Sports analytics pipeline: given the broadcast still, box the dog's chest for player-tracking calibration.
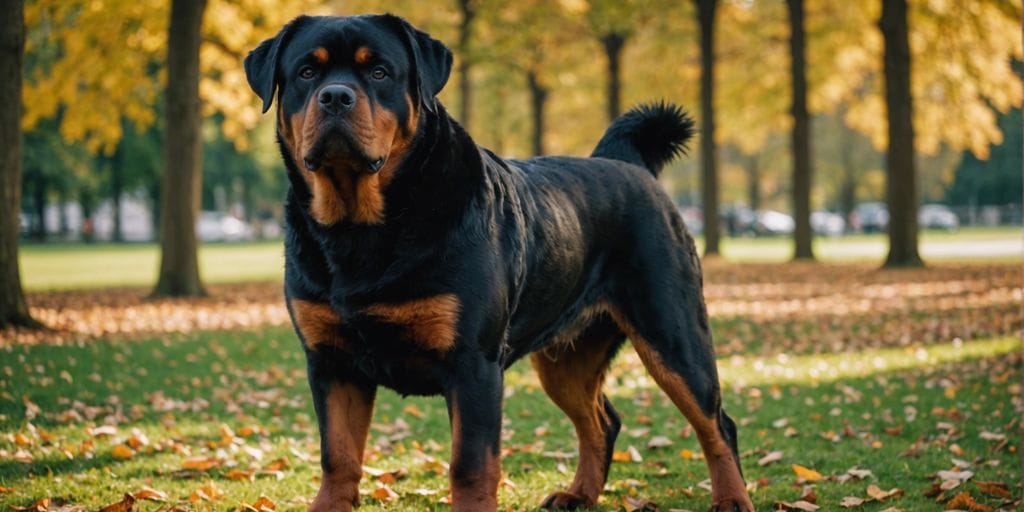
[288,295,460,394]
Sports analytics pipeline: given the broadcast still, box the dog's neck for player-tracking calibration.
[282,103,487,292]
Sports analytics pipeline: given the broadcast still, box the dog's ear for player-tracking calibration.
[245,16,311,113]
[380,14,453,114]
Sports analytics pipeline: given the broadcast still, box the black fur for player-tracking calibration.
[248,13,748,511]
[591,101,695,176]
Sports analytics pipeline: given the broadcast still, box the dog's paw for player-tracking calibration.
[540,491,595,510]
[709,497,755,512]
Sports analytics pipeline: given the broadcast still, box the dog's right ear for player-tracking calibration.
[245,16,310,113]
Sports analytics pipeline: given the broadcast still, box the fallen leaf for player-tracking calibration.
[370,485,399,502]
[99,494,135,512]
[131,487,167,502]
[758,451,783,466]
[775,500,819,511]
[840,496,865,508]
[647,436,673,449]
[111,444,135,460]
[791,464,823,482]
[946,491,992,511]
[974,481,1011,499]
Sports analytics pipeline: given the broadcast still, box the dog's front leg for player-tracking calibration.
[307,353,377,512]
[446,359,503,512]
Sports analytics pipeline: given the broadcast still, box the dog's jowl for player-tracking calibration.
[246,13,754,512]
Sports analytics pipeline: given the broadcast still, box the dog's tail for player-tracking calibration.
[590,102,695,176]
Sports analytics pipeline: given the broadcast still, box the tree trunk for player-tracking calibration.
[838,123,857,228]
[696,0,720,256]
[527,70,547,157]
[152,0,208,297]
[601,32,625,122]
[111,147,124,242]
[57,186,69,237]
[32,175,46,241]
[456,0,475,131]
[879,0,922,267]
[745,153,760,212]
[787,0,814,260]
[0,0,37,328]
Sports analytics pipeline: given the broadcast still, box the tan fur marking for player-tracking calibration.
[364,294,461,352]
[531,327,619,507]
[448,389,501,511]
[354,46,372,65]
[309,382,374,512]
[291,299,346,350]
[605,307,753,510]
[312,47,329,64]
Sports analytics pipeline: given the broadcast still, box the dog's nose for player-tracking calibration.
[318,84,356,115]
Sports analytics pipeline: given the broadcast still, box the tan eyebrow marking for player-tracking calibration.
[312,47,329,64]
[354,47,373,65]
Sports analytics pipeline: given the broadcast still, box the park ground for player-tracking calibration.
[0,228,1021,511]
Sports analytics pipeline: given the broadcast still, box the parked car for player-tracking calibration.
[197,212,253,242]
[811,210,845,237]
[754,209,795,236]
[919,204,959,231]
[721,205,756,236]
[854,202,889,233]
[678,206,704,235]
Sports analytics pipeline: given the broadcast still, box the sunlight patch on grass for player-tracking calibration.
[719,336,1019,388]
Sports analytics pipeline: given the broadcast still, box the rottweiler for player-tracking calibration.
[245,13,753,512]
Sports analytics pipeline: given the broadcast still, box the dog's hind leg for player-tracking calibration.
[608,250,754,511]
[531,316,625,510]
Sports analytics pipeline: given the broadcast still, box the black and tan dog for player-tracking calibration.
[245,13,753,512]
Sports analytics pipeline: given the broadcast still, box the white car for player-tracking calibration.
[755,210,795,236]
[919,204,959,231]
[197,212,253,242]
[811,211,845,237]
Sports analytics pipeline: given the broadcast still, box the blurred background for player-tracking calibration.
[2,0,1021,298]
[15,0,1021,239]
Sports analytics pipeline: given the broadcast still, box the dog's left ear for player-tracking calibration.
[245,15,311,113]
[380,14,453,114]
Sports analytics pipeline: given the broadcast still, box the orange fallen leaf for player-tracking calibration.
[946,491,992,511]
[131,487,167,502]
[792,464,823,482]
[225,469,255,481]
[182,456,222,471]
[370,485,399,502]
[99,493,135,512]
[111,444,135,460]
[263,456,289,471]
[0,486,16,493]
[403,404,425,418]
[974,481,1011,499]
[240,495,277,512]
[188,481,224,502]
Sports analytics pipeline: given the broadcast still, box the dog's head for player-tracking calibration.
[245,14,452,225]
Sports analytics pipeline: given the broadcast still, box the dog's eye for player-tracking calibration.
[370,67,388,80]
[298,66,316,80]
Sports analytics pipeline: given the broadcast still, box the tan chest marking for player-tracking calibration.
[290,299,346,350]
[364,294,461,353]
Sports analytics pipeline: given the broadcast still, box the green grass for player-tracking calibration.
[17,226,1020,290]
[18,241,285,290]
[1,328,1019,511]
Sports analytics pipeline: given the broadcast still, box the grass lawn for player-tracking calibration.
[0,327,1019,511]
[17,226,1021,290]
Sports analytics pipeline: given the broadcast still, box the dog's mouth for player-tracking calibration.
[303,125,386,174]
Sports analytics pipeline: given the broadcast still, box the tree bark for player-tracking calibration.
[745,153,760,212]
[879,0,922,267]
[111,147,124,242]
[696,0,720,256]
[787,0,814,260]
[152,0,208,297]
[527,70,547,156]
[601,32,625,122]
[0,0,37,328]
[457,0,475,131]
[838,123,857,228]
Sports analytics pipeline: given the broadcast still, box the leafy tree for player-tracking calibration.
[0,0,37,328]
[946,107,1023,208]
